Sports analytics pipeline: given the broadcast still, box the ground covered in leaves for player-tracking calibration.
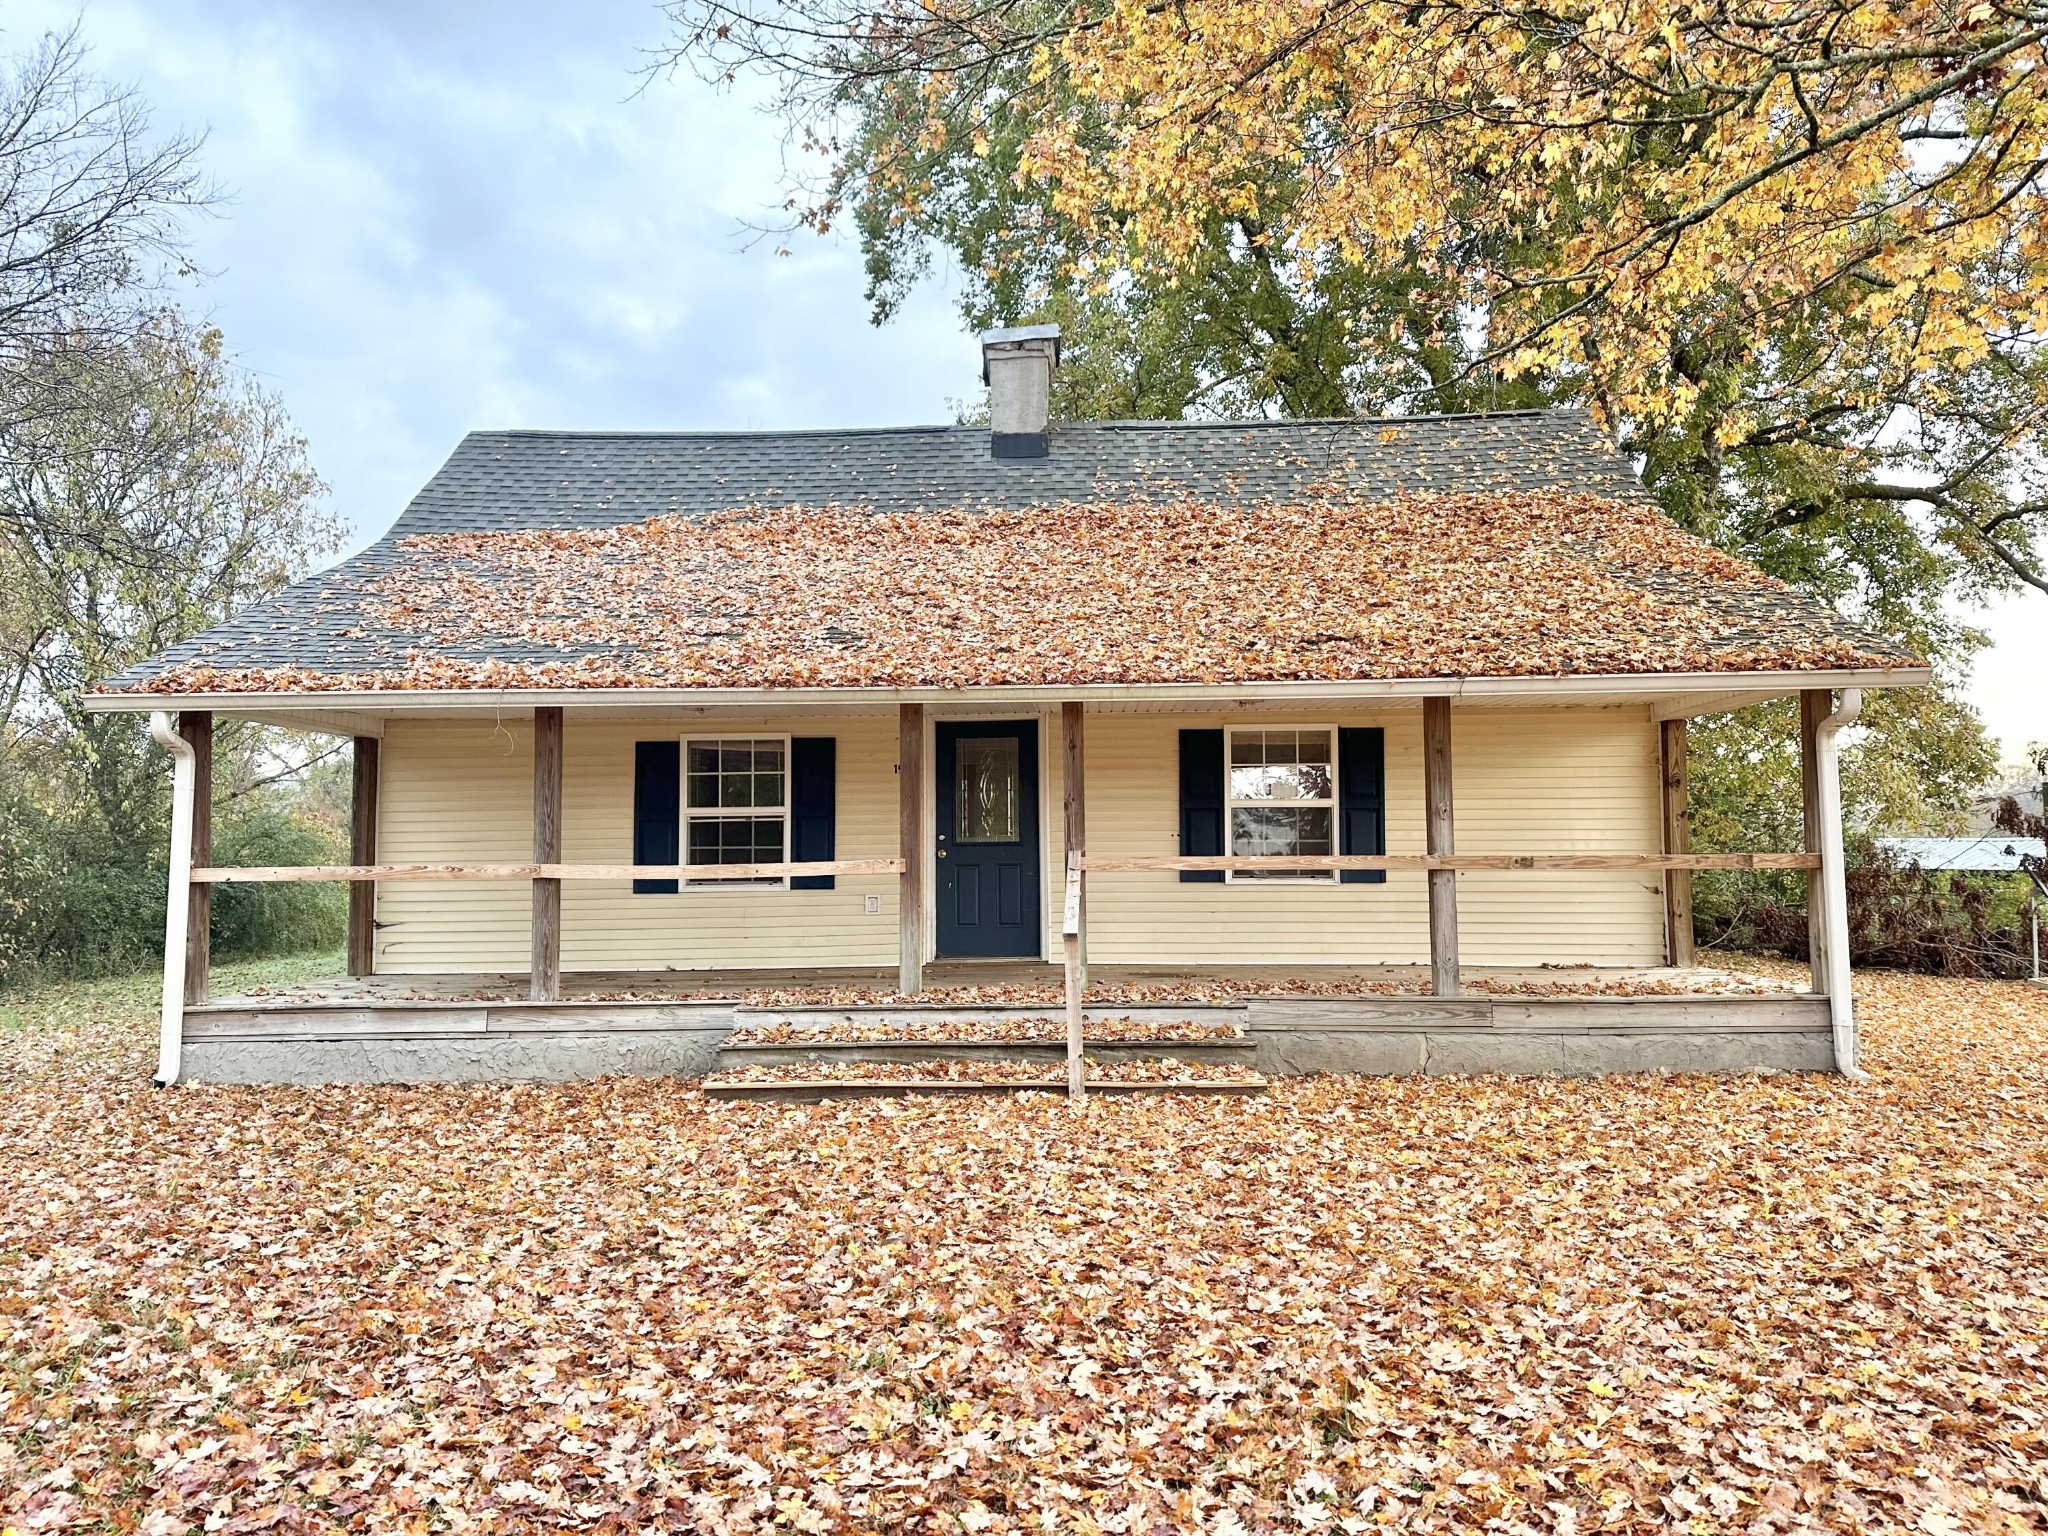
[3,962,2044,1533]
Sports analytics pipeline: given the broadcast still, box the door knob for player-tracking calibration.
[937,849,948,858]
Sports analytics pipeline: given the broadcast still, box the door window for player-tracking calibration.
[954,736,1022,843]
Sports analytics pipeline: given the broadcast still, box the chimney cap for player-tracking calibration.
[979,323,1062,383]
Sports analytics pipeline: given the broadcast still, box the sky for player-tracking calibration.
[6,0,2043,763]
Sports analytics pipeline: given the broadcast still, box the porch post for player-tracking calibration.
[1799,690,1829,996]
[347,736,380,977]
[1659,717,1694,968]
[1423,696,1459,996]
[530,706,564,1003]
[899,702,925,996]
[1062,701,1086,990]
[179,711,213,1007]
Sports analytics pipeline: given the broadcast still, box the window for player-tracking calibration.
[1226,727,1336,882]
[955,736,1022,843]
[683,737,787,885]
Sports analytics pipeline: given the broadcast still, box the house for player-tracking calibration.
[88,326,1929,1086]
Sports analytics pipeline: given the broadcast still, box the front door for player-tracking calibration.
[935,720,1042,958]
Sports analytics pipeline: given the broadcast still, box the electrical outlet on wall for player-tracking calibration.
[865,895,881,915]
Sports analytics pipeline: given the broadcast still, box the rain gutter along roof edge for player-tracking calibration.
[82,665,1933,715]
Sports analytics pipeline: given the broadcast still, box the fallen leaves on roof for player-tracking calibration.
[5,966,2046,1531]
[124,491,1915,693]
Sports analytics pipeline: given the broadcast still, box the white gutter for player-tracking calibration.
[149,711,195,1088]
[79,665,1932,716]
[1813,688,1863,1078]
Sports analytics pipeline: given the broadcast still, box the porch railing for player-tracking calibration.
[187,851,1816,883]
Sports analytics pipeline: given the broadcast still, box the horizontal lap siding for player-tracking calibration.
[374,705,1664,974]
[375,719,533,973]
[1082,712,1429,966]
[1081,708,1664,968]
[374,716,900,975]
[1452,711,1665,966]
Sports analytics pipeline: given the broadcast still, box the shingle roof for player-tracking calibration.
[104,409,1917,693]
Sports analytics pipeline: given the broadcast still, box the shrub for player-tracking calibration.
[1697,841,2038,979]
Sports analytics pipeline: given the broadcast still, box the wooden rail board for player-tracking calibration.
[1079,852,1822,872]
[192,858,909,883]
[190,853,1818,883]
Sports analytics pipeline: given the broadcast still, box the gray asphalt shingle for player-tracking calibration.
[105,409,1909,689]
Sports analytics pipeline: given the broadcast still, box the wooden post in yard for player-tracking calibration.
[347,736,380,977]
[1062,701,1086,992]
[899,702,925,996]
[530,707,564,1003]
[1800,689,1830,997]
[1063,852,1085,1103]
[179,712,212,1007]
[1423,697,1459,997]
[1659,717,1695,968]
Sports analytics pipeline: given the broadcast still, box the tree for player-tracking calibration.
[662,0,2048,598]
[0,30,339,985]
[0,24,211,543]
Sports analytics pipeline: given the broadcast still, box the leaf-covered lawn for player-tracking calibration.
[2,965,2043,1534]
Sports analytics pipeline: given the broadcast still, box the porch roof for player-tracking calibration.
[89,408,1921,713]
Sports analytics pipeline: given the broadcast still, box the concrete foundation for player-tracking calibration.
[177,987,1838,1084]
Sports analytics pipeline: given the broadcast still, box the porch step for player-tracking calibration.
[718,1035,1257,1071]
[703,1072,1268,1103]
[700,1056,1261,1105]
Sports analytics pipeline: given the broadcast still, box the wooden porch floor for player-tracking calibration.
[215,961,1807,1007]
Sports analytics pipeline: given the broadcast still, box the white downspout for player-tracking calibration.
[1813,688,1863,1078]
[150,711,195,1087]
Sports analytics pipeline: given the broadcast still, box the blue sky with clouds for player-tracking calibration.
[7,0,2043,759]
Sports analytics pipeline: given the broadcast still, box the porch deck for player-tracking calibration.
[209,960,1801,1006]
[181,962,1836,1083]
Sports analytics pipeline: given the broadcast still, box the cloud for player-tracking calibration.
[4,0,970,551]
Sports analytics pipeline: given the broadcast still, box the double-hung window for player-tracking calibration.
[1226,726,1337,882]
[683,737,788,885]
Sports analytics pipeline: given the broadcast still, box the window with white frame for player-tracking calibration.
[1226,727,1337,882]
[683,737,788,885]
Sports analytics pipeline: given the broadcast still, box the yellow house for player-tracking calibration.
[89,327,1927,1087]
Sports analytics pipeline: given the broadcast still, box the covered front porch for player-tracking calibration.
[94,668,1894,1084]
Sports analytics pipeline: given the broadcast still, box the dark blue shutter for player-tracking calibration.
[632,741,680,894]
[1178,729,1225,883]
[789,737,836,890]
[1339,727,1387,884]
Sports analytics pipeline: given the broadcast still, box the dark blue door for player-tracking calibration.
[936,720,1041,958]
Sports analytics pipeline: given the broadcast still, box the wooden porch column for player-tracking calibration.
[1659,717,1695,968]
[899,702,925,996]
[1800,689,1831,996]
[1062,701,1086,990]
[347,736,380,977]
[178,712,212,1007]
[1423,697,1459,997]
[530,707,564,1002]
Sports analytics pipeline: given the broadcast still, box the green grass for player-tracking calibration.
[0,949,344,1036]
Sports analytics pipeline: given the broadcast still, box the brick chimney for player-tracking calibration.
[980,324,1061,458]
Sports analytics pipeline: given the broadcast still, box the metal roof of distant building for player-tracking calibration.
[1876,836,2047,873]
